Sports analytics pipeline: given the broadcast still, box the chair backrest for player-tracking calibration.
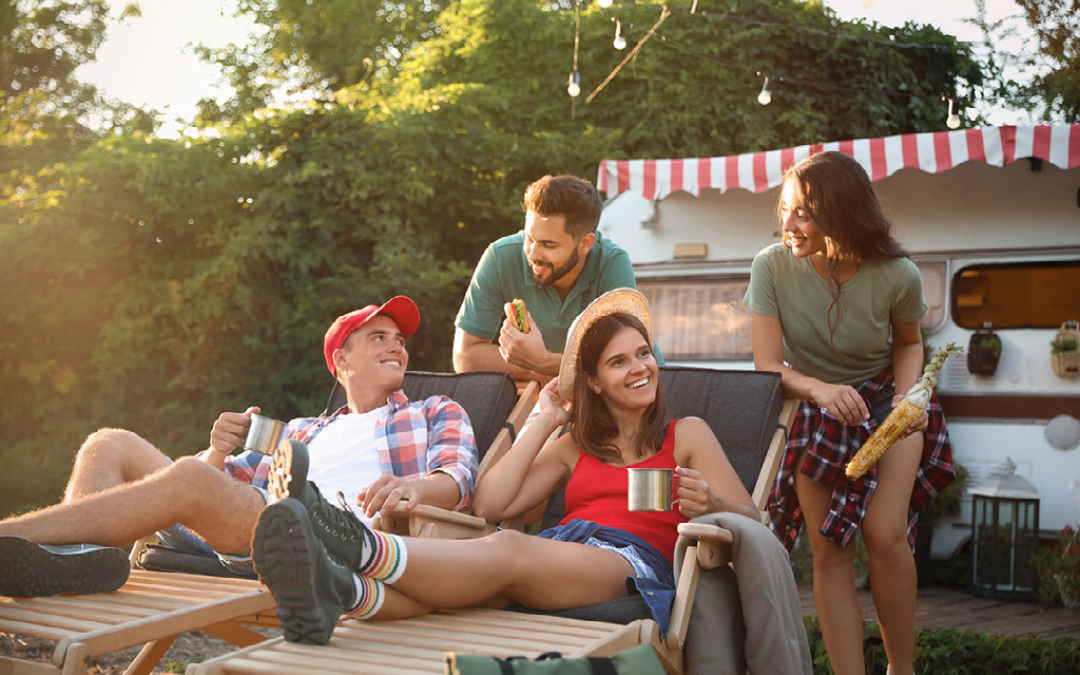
[541,366,784,528]
[659,366,783,495]
[324,371,519,460]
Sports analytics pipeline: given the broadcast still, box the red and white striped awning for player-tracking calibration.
[597,124,1080,201]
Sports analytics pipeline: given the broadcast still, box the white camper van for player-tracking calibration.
[597,125,1080,560]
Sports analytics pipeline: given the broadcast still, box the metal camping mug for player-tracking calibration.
[244,414,287,453]
[627,468,679,512]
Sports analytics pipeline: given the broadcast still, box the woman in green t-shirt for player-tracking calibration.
[745,152,955,675]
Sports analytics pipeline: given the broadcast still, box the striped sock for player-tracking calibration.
[344,574,384,619]
[358,529,408,583]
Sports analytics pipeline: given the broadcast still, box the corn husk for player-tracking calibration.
[845,343,962,480]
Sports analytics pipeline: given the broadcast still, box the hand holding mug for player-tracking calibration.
[209,406,260,456]
[674,466,713,519]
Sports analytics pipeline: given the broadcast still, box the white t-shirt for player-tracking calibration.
[306,405,389,524]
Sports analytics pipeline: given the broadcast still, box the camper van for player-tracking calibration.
[597,125,1080,560]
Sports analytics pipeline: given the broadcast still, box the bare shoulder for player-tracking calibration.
[673,416,719,444]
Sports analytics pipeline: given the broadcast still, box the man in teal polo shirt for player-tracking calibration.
[454,174,656,384]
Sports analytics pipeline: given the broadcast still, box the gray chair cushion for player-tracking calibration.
[136,543,256,579]
[324,370,518,461]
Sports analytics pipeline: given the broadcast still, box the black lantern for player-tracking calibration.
[970,458,1040,600]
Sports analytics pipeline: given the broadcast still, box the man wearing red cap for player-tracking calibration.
[0,297,477,598]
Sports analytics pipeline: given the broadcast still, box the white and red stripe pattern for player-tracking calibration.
[597,125,1080,200]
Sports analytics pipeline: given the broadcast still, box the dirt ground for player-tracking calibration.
[0,627,283,674]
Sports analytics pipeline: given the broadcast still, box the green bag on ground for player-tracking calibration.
[444,643,665,675]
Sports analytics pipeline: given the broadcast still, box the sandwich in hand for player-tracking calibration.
[505,299,530,333]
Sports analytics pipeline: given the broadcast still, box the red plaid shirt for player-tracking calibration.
[200,391,477,510]
[769,368,955,551]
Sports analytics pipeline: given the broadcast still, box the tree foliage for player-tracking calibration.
[195,0,451,123]
[1012,0,1079,122]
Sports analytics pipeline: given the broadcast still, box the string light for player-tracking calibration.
[568,71,581,97]
[613,20,627,50]
[597,0,613,7]
[943,96,962,129]
[757,75,774,106]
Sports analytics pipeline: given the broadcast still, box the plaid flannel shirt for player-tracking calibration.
[768,368,955,551]
[203,391,478,510]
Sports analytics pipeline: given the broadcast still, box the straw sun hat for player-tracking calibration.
[558,288,655,402]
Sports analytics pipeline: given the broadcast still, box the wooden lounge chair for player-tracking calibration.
[185,367,797,675]
[0,370,536,675]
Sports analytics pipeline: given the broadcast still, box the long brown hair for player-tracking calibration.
[778,151,910,336]
[568,313,667,464]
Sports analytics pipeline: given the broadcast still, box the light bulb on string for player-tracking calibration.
[567,71,581,98]
[757,75,774,106]
[943,96,962,129]
[597,0,613,8]
[613,20,626,50]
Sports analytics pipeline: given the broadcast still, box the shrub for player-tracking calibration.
[803,616,1080,674]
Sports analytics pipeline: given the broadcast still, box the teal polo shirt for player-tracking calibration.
[456,231,661,362]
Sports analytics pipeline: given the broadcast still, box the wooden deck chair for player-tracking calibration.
[184,367,797,675]
[0,371,537,675]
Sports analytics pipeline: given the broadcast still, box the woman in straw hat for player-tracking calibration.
[251,288,758,645]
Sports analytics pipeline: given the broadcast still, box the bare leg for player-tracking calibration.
[795,454,864,675]
[64,429,173,503]
[862,432,923,675]
[0,458,264,555]
[384,529,634,612]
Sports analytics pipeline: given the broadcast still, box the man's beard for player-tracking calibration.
[530,247,581,286]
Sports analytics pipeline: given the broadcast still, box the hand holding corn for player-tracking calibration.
[845,343,962,480]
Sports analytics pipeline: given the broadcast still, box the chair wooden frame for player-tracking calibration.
[0,376,540,675]
[187,382,798,675]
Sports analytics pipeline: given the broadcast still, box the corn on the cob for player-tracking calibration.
[845,343,962,480]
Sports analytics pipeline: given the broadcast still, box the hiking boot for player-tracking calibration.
[267,438,375,569]
[251,499,357,645]
[0,536,130,598]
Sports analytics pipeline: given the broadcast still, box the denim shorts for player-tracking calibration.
[154,485,269,576]
[582,536,661,582]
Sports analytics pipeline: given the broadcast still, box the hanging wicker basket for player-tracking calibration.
[1050,320,1080,379]
[968,322,1002,376]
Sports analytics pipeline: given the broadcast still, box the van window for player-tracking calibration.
[637,279,752,360]
[952,261,1080,329]
[916,261,947,332]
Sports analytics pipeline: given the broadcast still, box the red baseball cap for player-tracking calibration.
[323,296,421,375]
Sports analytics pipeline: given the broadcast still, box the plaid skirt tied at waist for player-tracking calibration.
[768,368,955,551]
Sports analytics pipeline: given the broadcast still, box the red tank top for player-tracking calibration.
[559,420,688,563]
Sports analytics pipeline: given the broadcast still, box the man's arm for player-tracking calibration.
[357,472,461,518]
[454,326,555,384]
[359,396,479,517]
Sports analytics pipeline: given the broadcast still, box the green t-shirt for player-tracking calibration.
[743,243,927,385]
[456,231,646,356]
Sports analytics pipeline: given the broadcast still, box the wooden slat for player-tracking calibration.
[324,620,596,653]
[0,617,78,642]
[754,398,798,512]
[51,590,272,659]
[0,607,109,633]
[121,636,177,675]
[666,547,701,652]
[0,654,62,675]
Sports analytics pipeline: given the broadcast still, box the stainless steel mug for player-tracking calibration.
[627,468,679,512]
[244,414,287,453]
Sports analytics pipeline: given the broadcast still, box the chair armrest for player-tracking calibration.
[380,502,495,539]
[677,522,734,570]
